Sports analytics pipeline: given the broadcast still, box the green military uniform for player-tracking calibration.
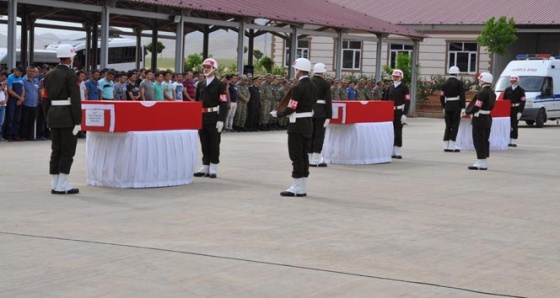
[259,74,274,129]
[235,80,250,130]
[331,83,341,100]
[364,81,374,100]
[43,64,82,177]
[355,81,367,100]
[339,82,348,100]
[269,76,282,126]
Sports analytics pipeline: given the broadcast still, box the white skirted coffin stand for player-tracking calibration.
[86,130,198,188]
[455,117,510,151]
[323,122,394,164]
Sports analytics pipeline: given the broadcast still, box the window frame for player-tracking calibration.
[446,41,479,74]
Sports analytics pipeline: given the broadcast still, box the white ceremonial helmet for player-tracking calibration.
[292,58,312,72]
[392,69,404,77]
[202,58,218,70]
[478,72,493,84]
[448,66,460,75]
[313,63,327,73]
[56,44,76,58]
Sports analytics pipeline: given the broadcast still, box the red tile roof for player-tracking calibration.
[126,0,423,38]
[329,0,560,26]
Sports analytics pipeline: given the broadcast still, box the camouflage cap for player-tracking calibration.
[240,74,248,80]
[265,73,273,78]
[252,76,262,81]
[275,75,283,80]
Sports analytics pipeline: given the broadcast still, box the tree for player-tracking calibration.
[145,41,166,56]
[477,16,517,56]
[185,53,203,71]
[259,56,274,73]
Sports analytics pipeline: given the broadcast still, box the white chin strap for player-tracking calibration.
[204,68,215,77]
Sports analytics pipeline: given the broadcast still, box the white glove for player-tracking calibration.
[216,121,224,133]
[72,125,81,136]
[323,119,330,128]
[517,112,522,120]
[460,109,466,118]
[401,115,407,124]
[269,110,278,118]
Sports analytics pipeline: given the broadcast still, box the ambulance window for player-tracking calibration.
[519,76,546,92]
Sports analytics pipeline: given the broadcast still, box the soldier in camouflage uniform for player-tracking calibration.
[235,75,250,131]
[259,73,274,130]
[331,79,341,100]
[339,80,348,100]
[355,79,367,100]
[365,80,374,100]
[278,79,290,129]
[372,80,384,100]
[269,75,283,129]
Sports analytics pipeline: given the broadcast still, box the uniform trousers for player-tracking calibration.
[393,110,404,147]
[50,127,77,174]
[260,100,272,125]
[472,117,492,159]
[234,101,247,128]
[246,103,260,129]
[311,117,326,153]
[443,109,461,141]
[510,107,520,139]
[198,121,221,165]
[288,131,311,178]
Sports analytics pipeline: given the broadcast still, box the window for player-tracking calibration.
[285,40,310,66]
[448,42,478,73]
[342,40,362,70]
[389,44,413,68]
[108,46,136,64]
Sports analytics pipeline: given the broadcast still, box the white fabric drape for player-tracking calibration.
[456,117,510,151]
[323,122,394,165]
[86,130,198,188]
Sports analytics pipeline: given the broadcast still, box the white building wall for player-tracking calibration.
[272,31,492,81]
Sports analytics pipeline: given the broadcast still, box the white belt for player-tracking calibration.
[202,106,219,113]
[316,99,326,104]
[51,98,71,106]
[394,104,405,110]
[511,103,521,107]
[474,110,491,117]
[445,97,459,102]
[288,111,313,123]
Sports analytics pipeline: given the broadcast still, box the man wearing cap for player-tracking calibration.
[372,80,384,100]
[355,79,367,100]
[310,62,332,167]
[503,75,526,147]
[331,79,341,100]
[259,74,274,130]
[247,76,262,131]
[440,66,466,152]
[193,58,229,178]
[339,80,348,100]
[270,75,283,130]
[235,75,250,131]
[383,69,410,159]
[270,58,318,197]
[43,44,82,194]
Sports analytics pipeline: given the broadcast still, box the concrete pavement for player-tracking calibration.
[1,117,559,298]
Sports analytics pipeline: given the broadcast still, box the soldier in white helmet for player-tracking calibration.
[43,44,82,194]
[503,75,526,147]
[466,72,496,170]
[270,58,318,197]
[383,69,410,159]
[440,66,466,152]
[193,58,229,178]
[309,62,332,167]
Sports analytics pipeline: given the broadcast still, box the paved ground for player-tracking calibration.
[1,117,559,298]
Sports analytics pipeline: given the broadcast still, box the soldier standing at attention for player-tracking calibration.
[466,72,496,170]
[270,58,317,197]
[193,58,229,178]
[259,74,274,131]
[503,75,526,147]
[43,44,82,195]
[339,79,348,100]
[383,69,410,159]
[331,79,341,101]
[234,75,250,131]
[440,66,466,152]
[309,63,332,167]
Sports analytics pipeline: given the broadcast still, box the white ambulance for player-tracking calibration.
[495,54,560,127]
